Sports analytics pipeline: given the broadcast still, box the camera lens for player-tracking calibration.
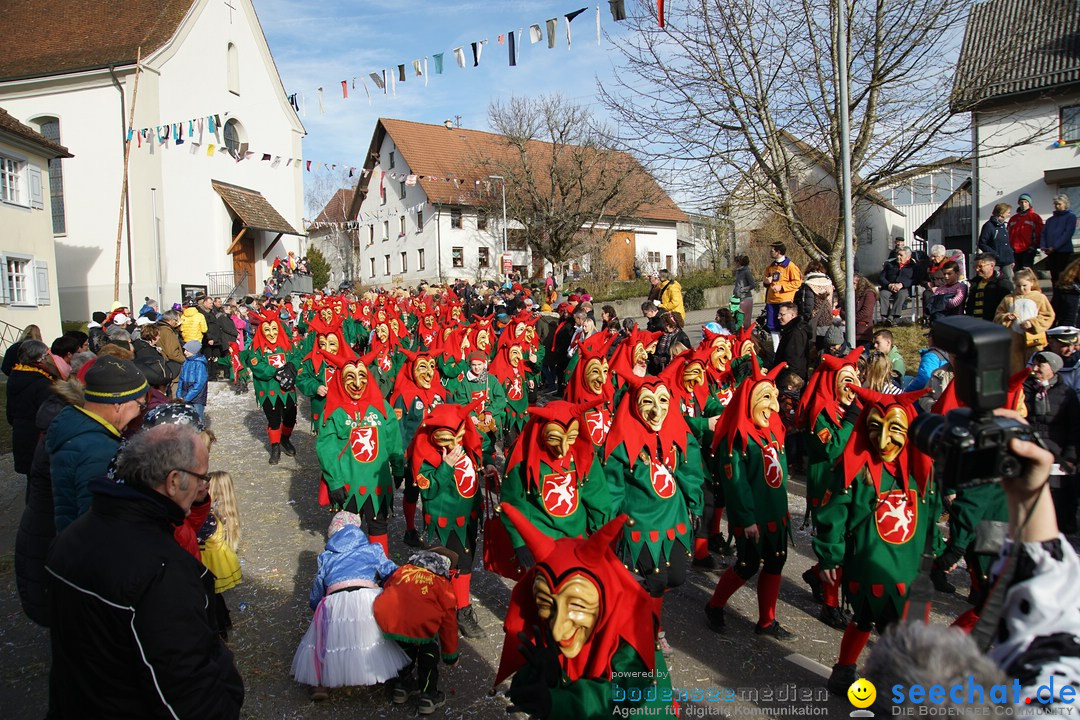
[911,413,946,457]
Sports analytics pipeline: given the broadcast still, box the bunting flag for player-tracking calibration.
[397,64,406,82]
[433,52,444,74]
[597,5,602,45]
[317,87,324,114]
[530,24,542,43]
[341,80,348,98]
[546,18,558,48]
[471,40,483,67]
[658,0,665,27]
[565,8,587,47]
[369,71,386,93]
[454,46,466,67]
[361,76,372,105]
[609,0,626,21]
[423,57,429,86]
[509,30,517,67]
[412,59,423,78]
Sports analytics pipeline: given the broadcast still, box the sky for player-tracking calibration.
[256,0,639,207]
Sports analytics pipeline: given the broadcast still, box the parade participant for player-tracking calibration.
[446,350,506,466]
[488,340,529,442]
[498,401,614,572]
[815,387,939,694]
[796,347,863,629]
[315,345,405,557]
[389,349,449,548]
[700,325,736,408]
[296,317,346,433]
[238,308,299,465]
[367,320,404,398]
[407,403,487,638]
[494,505,674,719]
[705,357,795,640]
[563,333,618,447]
[413,304,442,352]
[608,328,661,397]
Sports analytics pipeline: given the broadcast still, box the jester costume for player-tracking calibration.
[496,505,675,720]
[699,327,740,553]
[238,309,299,464]
[796,347,863,627]
[446,352,507,466]
[498,401,614,573]
[295,317,347,433]
[815,387,940,694]
[366,322,404,398]
[608,329,661,402]
[563,333,617,448]
[488,341,529,436]
[602,374,705,599]
[315,346,405,557]
[407,403,487,638]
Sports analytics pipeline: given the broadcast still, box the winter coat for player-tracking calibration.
[995,290,1055,373]
[180,306,208,343]
[132,339,176,389]
[47,478,244,719]
[773,319,812,380]
[307,525,398,611]
[178,354,209,405]
[1052,284,1080,329]
[764,257,803,304]
[218,312,239,346]
[978,216,1014,265]
[966,273,1013,322]
[854,288,877,344]
[1042,209,1078,254]
[1023,375,1080,465]
[879,258,916,289]
[802,272,836,336]
[15,392,72,626]
[47,404,123,533]
[659,280,685,318]
[6,365,54,474]
[906,347,948,392]
[1009,208,1044,254]
[2,339,22,376]
[373,563,459,661]
[733,265,755,300]
[152,320,186,366]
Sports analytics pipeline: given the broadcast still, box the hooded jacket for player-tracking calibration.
[180,306,209,343]
[308,525,398,611]
[47,478,244,718]
[6,364,54,473]
[47,404,122,533]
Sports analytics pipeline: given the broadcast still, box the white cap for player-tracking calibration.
[112,312,131,326]
[135,316,152,326]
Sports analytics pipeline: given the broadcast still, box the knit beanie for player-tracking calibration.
[184,340,202,355]
[328,511,365,537]
[83,356,148,404]
[1018,193,1033,204]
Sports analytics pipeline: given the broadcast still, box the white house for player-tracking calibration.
[343,118,685,288]
[0,107,70,342]
[953,0,1080,247]
[0,0,305,322]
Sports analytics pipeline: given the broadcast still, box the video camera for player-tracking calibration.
[910,316,1041,489]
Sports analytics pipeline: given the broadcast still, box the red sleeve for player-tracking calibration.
[174,496,212,560]
[437,582,459,660]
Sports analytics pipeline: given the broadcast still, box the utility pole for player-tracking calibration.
[836,2,856,346]
[489,175,507,254]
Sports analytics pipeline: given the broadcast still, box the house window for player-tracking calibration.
[478,247,490,268]
[383,220,389,241]
[223,119,246,158]
[507,229,527,251]
[389,151,395,169]
[36,118,66,234]
[369,257,376,277]
[399,215,406,237]
[932,171,953,204]
[477,209,488,230]
[399,181,406,200]
[5,256,31,305]
[400,251,407,273]
[417,208,424,231]
[450,208,462,229]
[418,248,425,270]
[912,176,932,204]
[226,43,240,95]
[452,247,464,268]
[1061,105,1080,143]
[894,184,913,205]
[647,251,661,265]
[384,254,391,275]
[369,225,375,244]
[1,155,22,205]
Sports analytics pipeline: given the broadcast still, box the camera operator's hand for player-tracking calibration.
[991,410,1059,543]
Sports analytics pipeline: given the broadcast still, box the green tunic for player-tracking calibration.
[295,357,332,431]
[813,467,940,620]
[238,346,297,407]
[367,351,402,399]
[392,389,447,449]
[342,317,369,348]
[804,414,854,509]
[447,372,507,465]
[315,402,405,516]
[500,456,614,548]
[680,393,723,449]
[714,433,791,553]
[944,483,1007,586]
[415,457,482,549]
[498,369,529,433]
[604,440,705,565]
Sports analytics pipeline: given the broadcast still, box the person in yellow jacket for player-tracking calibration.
[656,269,685,319]
[180,300,209,343]
[763,243,803,337]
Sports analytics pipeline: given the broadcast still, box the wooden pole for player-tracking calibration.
[114,47,142,302]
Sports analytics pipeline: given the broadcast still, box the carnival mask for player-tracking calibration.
[633,342,649,368]
[261,321,279,344]
[524,326,536,343]
[375,324,389,343]
[533,574,600,660]
[342,362,368,400]
[332,300,343,315]
[636,384,671,431]
[749,381,780,428]
[451,306,462,320]
[318,333,340,355]
[508,345,524,368]
[424,315,435,328]
[476,329,491,350]
[866,405,908,463]
[740,339,755,359]
[542,420,580,459]
[515,322,527,338]
[710,338,733,373]
[432,423,466,450]
[583,358,609,395]
[836,366,859,407]
[682,360,706,393]
[320,308,333,324]
[390,319,400,335]
[413,357,436,389]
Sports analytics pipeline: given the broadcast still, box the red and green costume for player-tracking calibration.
[564,333,618,448]
[489,342,529,433]
[295,317,346,432]
[238,309,299,456]
[446,362,507,466]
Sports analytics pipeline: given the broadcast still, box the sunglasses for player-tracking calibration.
[174,468,212,485]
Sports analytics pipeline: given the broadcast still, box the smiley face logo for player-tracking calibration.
[848,678,876,709]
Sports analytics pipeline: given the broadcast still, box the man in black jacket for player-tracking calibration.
[977,202,1015,280]
[46,424,244,718]
[965,253,1013,321]
[198,295,224,381]
[772,302,811,381]
[878,247,917,323]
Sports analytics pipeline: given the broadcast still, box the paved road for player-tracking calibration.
[0,381,979,720]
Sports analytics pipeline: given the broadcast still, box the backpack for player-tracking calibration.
[793,284,816,319]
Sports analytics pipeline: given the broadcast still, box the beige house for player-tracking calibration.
[0,107,70,343]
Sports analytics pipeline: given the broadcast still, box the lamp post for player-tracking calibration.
[489,175,508,255]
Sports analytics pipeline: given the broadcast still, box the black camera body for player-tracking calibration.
[910,316,1040,489]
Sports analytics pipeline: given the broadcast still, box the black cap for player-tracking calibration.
[83,356,148,404]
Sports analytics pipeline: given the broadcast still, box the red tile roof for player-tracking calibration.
[314,188,355,223]
[354,118,686,223]
[0,0,193,81]
[0,107,72,158]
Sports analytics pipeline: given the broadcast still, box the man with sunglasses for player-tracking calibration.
[47,356,149,533]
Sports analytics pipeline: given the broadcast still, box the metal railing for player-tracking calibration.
[206,271,249,299]
[0,317,26,356]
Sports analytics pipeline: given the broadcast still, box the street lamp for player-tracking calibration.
[489,175,507,255]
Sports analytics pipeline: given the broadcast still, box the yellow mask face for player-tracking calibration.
[424,315,435,328]
[836,366,860,407]
[524,326,536,343]
[432,423,466,450]
[749,381,780,428]
[476,330,490,350]
[375,324,389,342]
[583,358,609,395]
[318,333,340,355]
[740,340,755,358]
[261,321,279,344]
[682,360,706,393]
[451,307,462,320]
[342,362,369,400]
[633,342,648,367]
[542,420,580,458]
[509,346,523,367]
[533,574,600,660]
[636,385,671,431]
[413,357,436,389]
[710,338,732,372]
[515,322,527,338]
[866,406,908,463]
[320,308,333,324]
[390,319,400,335]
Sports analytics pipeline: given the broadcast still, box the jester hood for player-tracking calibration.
[494,504,660,686]
[389,349,446,409]
[505,401,599,493]
[303,316,346,373]
[711,355,786,454]
[321,346,391,425]
[609,329,661,382]
[249,308,294,353]
[661,346,713,411]
[407,402,484,481]
[840,386,933,496]
[488,341,527,384]
[603,374,691,469]
[565,333,617,405]
[796,346,863,430]
[699,326,734,384]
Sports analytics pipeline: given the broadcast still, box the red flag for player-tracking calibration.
[658,0,665,27]
[341,80,348,98]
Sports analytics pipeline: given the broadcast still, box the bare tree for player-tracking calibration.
[599,0,1041,296]
[477,95,667,271]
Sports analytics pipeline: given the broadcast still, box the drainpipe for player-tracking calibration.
[108,64,136,310]
[436,203,444,284]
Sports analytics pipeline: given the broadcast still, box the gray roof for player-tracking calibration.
[951,0,1080,112]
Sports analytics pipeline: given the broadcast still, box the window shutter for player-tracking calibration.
[28,166,44,209]
[34,260,50,305]
[0,257,9,304]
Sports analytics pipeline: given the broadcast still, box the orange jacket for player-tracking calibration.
[764,258,803,304]
[373,565,459,660]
